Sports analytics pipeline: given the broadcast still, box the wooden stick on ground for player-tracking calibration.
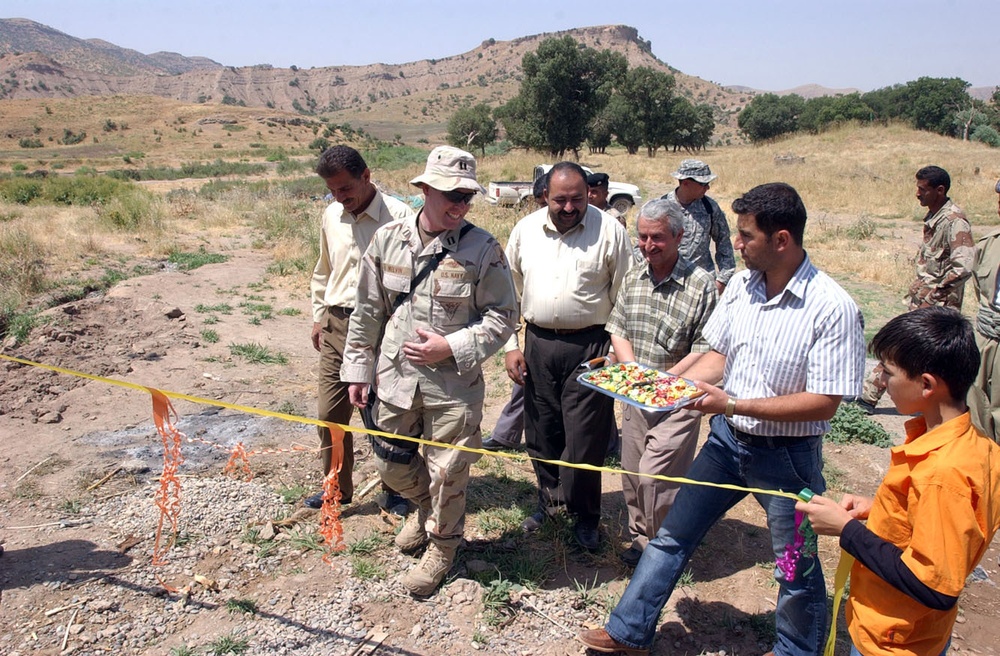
[45,600,87,617]
[86,467,121,491]
[60,608,79,652]
[16,456,54,484]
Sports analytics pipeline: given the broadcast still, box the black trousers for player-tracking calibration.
[523,324,615,525]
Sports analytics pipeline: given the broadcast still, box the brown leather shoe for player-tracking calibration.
[578,628,649,655]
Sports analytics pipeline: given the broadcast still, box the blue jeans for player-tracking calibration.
[606,414,827,656]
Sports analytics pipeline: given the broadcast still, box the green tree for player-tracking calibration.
[664,98,714,153]
[497,36,620,158]
[737,93,805,143]
[862,78,971,136]
[971,124,1000,148]
[446,103,497,156]
[897,77,970,135]
[798,93,874,133]
[616,66,676,157]
[607,95,643,155]
[587,107,614,154]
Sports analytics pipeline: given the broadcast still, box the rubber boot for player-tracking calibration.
[401,541,456,597]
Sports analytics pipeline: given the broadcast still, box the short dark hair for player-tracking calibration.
[532,175,547,200]
[545,161,588,188]
[731,182,807,245]
[316,145,368,179]
[916,166,951,193]
[869,306,979,401]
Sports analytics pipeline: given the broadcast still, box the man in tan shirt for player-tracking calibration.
[308,145,413,510]
[504,162,633,551]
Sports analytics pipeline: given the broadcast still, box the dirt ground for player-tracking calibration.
[1,245,998,656]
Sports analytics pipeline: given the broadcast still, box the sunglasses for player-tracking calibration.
[441,189,476,205]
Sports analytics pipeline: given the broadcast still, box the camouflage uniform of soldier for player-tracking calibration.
[342,146,517,596]
[860,166,974,408]
[968,179,1000,443]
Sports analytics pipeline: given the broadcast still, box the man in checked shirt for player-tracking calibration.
[605,198,717,568]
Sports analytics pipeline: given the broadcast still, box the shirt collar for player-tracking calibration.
[744,252,817,304]
[642,255,694,289]
[351,190,386,224]
[897,412,972,457]
[923,198,953,228]
[542,205,594,235]
[404,212,467,252]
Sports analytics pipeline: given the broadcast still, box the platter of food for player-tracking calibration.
[577,359,704,412]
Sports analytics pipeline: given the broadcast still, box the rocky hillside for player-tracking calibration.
[0,21,750,127]
[0,17,221,75]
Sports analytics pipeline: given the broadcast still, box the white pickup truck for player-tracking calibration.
[486,164,642,214]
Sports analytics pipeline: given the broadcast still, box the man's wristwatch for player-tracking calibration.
[725,396,737,419]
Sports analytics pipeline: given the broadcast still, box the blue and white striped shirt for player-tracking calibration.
[703,253,865,437]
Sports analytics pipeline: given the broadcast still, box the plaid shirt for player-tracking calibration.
[606,256,717,370]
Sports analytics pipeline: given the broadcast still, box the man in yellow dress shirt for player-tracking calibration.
[307,145,413,511]
[504,162,632,551]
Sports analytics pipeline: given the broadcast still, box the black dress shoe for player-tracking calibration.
[574,522,600,551]
[303,491,351,509]
[520,510,546,533]
[481,437,511,452]
[377,492,409,517]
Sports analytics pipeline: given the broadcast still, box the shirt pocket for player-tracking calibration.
[575,259,605,290]
[432,275,473,328]
[653,314,687,362]
[763,339,810,393]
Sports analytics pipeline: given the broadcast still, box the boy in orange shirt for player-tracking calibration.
[797,306,1000,656]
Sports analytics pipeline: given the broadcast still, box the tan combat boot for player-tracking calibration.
[394,506,430,553]
[401,541,456,597]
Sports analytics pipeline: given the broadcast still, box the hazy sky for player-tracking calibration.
[6,0,999,91]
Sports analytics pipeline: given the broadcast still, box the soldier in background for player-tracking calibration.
[856,165,974,413]
[587,172,625,227]
[968,178,1000,442]
[660,159,735,294]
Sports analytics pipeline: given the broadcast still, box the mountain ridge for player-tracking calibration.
[0,20,751,132]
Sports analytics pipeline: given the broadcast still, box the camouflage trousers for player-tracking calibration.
[374,393,483,550]
[862,300,924,404]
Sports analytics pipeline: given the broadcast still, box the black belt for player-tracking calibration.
[327,305,353,318]
[527,322,604,336]
[730,424,815,449]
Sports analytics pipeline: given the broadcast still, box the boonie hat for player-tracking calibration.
[410,145,486,194]
[586,172,610,188]
[671,159,718,184]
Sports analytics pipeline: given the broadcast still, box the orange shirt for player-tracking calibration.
[847,413,1000,656]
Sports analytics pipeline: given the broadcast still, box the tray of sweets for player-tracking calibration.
[576,358,704,412]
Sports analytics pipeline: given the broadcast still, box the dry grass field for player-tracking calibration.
[6,96,998,343]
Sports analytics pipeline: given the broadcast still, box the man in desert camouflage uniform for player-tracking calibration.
[342,146,517,597]
[858,165,974,411]
[968,179,1000,442]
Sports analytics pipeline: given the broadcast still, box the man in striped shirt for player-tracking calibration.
[580,183,866,656]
